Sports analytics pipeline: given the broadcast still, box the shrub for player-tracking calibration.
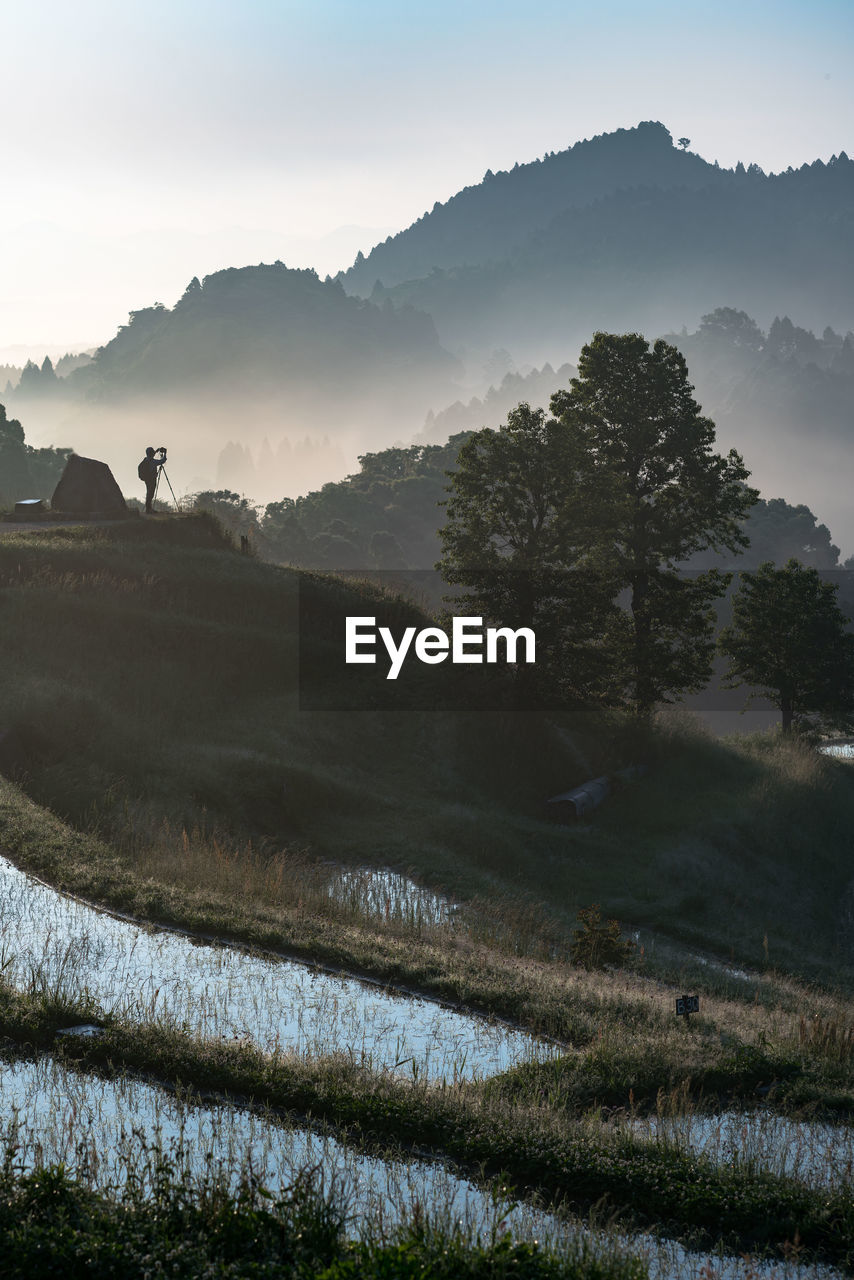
[570,905,634,970]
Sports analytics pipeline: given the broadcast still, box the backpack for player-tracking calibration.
[138,458,151,481]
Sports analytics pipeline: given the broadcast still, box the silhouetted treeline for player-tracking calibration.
[691,496,839,571]
[344,121,725,293]
[1,365,20,394]
[62,264,459,416]
[196,425,840,576]
[4,352,93,398]
[0,404,73,506]
[421,361,577,442]
[17,356,58,397]
[667,309,854,441]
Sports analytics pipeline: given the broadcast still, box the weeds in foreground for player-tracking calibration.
[0,1122,646,1280]
[798,1013,854,1064]
[0,1045,849,1274]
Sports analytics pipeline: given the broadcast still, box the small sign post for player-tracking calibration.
[675,995,700,1021]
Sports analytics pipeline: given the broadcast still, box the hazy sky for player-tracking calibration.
[2,0,852,353]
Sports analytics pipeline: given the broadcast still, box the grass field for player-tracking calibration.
[0,516,851,986]
[0,515,852,1271]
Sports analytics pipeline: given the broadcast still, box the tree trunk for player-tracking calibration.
[781,696,793,733]
[630,570,654,721]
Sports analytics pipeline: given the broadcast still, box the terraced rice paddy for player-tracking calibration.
[326,866,454,927]
[0,853,547,1081]
[0,1054,844,1280]
[0,848,851,1277]
[628,1110,854,1191]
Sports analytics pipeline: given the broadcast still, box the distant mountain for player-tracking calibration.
[69,264,459,420]
[4,263,464,503]
[344,122,722,294]
[343,124,854,363]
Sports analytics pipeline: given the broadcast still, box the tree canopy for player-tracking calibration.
[0,404,73,507]
[434,333,759,715]
[719,560,854,734]
[550,333,757,717]
[436,403,617,701]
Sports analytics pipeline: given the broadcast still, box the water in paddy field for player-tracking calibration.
[821,744,854,758]
[326,866,455,927]
[0,857,849,1278]
[0,854,547,1081]
[0,1054,844,1280]
[627,1111,854,1191]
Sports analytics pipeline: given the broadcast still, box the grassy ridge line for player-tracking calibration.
[41,1021,854,1268]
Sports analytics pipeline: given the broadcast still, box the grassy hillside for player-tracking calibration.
[1,515,853,1272]
[0,516,852,995]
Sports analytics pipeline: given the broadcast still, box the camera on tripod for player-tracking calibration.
[152,446,177,511]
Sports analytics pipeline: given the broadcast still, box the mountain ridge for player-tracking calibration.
[343,121,726,293]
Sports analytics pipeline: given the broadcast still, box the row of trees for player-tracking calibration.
[438,333,854,731]
[200,437,838,577]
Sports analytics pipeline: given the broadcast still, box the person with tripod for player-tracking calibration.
[138,445,169,513]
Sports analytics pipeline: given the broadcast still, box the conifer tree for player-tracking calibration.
[550,332,757,718]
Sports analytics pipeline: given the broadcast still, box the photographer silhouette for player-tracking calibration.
[138,446,167,514]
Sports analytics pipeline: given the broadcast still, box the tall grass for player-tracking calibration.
[0,1131,647,1279]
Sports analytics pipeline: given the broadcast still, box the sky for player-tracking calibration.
[1,0,852,355]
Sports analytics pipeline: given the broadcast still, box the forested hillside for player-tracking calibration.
[669,308,854,437]
[343,124,854,362]
[70,264,459,411]
[344,121,722,292]
[664,309,854,548]
[2,264,464,500]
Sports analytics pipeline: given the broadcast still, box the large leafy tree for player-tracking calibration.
[551,332,757,718]
[437,402,617,702]
[719,559,854,733]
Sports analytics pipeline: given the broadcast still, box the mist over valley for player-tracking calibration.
[4,122,853,550]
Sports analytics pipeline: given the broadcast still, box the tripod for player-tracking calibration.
[154,463,180,512]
